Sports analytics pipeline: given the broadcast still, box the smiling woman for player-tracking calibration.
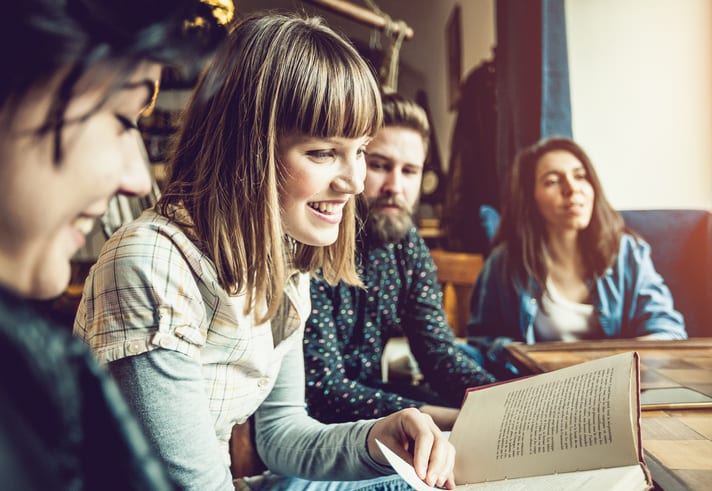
[0,1,223,489]
[74,11,456,491]
[279,133,369,245]
[0,66,162,299]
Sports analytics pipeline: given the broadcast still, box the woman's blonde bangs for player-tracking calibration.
[161,13,378,324]
[275,26,382,139]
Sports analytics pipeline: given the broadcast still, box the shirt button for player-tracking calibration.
[257,377,270,389]
[127,341,141,354]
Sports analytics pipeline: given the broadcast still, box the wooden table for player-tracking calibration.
[504,338,712,491]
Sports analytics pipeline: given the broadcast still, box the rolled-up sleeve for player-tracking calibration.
[74,221,209,362]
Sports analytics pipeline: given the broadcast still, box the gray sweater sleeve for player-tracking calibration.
[254,343,393,480]
[109,350,235,491]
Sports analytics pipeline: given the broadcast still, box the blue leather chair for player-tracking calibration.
[620,209,712,337]
[479,205,500,247]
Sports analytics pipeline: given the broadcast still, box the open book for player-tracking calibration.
[378,351,652,490]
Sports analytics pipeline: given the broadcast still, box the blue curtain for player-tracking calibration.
[443,0,572,253]
[495,0,572,176]
[541,0,572,138]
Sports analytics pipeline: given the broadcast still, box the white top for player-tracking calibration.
[534,278,595,341]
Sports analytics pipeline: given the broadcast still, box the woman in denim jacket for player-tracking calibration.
[467,137,686,376]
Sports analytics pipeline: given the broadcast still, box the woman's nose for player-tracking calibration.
[561,176,577,196]
[334,155,366,194]
[118,132,153,197]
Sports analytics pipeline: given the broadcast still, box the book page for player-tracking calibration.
[449,352,640,484]
[376,439,648,491]
[455,465,649,491]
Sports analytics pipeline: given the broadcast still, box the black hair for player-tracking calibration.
[0,0,226,161]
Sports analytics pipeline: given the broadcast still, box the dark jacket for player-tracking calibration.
[0,286,175,490]
[304,226,494,422]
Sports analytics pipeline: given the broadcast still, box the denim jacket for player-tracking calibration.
[467,234,687,347]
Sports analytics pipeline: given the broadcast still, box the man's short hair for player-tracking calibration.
[381,93,430,154]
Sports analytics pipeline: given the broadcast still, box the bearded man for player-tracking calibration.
[304,93,494,431]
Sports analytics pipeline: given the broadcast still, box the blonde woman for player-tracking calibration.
[75,13,454,491]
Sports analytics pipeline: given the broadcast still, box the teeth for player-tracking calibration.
[73,217,96,235]
[309,202,341,214]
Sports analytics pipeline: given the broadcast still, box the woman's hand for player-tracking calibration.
[366,407,455,489]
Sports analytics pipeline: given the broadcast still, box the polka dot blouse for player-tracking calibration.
[304,226,495,423]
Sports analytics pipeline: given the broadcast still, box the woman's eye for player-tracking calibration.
[308,149,335,160]
[115,114,139,132]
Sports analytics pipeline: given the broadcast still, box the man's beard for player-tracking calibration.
[365,195,415,244]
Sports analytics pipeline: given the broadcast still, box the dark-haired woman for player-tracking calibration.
[0,1,223,489]
[467,137,686,374]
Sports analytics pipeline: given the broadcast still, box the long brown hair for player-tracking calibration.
[157,12,382,323]
[494,137,624,298]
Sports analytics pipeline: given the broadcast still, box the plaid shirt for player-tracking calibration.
[74,208,310,454]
